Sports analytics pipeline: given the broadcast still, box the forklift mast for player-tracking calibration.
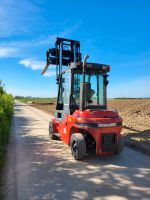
[42,37,110,117]
[45,37,82,84]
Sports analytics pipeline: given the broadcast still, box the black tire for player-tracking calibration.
[116,135,124,154]
[49,121,57,140]
[70,133,86,160]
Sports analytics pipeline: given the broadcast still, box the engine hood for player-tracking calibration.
[73,109,122,124]
[73,109,119,118]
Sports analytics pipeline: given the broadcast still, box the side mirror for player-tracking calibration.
[62,78,65,83]
[103,75,109,86]
[105,80,109,86]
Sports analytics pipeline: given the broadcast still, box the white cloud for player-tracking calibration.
[19,58,56,77]
[19,58,45,70]
[0,47,18,58]
[0,20,82,59]
[43,71,56,77]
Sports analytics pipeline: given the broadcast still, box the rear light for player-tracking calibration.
[116,122,122,126]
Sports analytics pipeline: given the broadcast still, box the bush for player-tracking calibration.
[0,81,13,169]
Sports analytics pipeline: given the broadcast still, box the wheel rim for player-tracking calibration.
[72,140,78,157]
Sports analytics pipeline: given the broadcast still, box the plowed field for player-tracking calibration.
[108,99,150,154]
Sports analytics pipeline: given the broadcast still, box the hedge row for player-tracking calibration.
[0,86,13,169]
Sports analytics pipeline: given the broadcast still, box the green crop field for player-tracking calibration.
[15,97,57,104]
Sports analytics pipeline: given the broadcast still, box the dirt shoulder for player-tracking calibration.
[30,99,150,155]
[108,99,150,155]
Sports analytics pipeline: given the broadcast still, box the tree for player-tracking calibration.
[0,80,5,95]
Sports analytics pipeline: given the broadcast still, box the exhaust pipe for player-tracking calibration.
[83,54,89,83]
[80,54,89,111]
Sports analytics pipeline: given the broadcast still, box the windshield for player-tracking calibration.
[72,71,106,109]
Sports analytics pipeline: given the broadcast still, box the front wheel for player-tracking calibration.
[49,121,58,140]
[70,133,86,160]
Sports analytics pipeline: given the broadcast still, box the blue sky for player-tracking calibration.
[0,0,150,98]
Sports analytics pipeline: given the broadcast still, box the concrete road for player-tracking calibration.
[3,102,150,200]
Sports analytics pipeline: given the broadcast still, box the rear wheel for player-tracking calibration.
[49,121,58,140]
[70,133,86,160]
[116,135,124,154]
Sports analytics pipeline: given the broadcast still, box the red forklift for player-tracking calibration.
[42,37,124,160]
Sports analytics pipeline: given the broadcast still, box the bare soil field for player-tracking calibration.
[31,99,150,155]
[108,99,150,154]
